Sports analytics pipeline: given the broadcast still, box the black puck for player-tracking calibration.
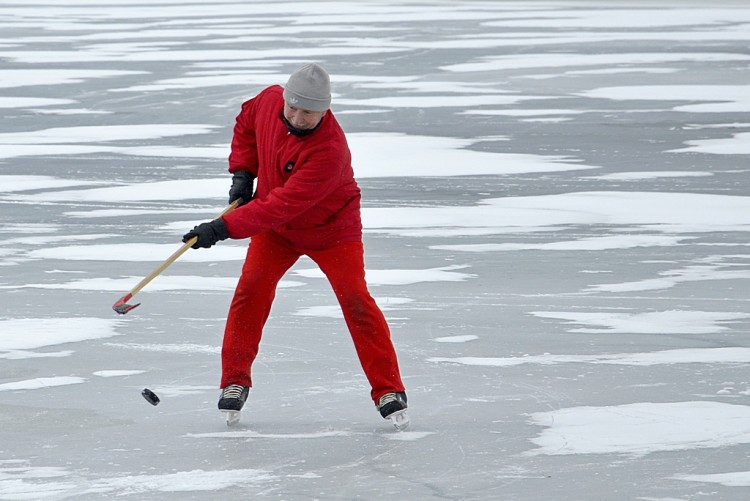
[141,388,160,406]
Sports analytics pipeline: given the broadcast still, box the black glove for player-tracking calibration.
[228,171,255,206]
[182,218,230,249]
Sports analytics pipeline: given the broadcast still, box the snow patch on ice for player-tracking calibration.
[0,275,302,292]
[153,385,215,397]
[349,133,596,178]
[0,142,212,160]
[0,464,75,499]
[113,70,284,93]
[0,223,59,234]
[0,317,123,355]
[366,191,750,237]
[84,468,276,495]
[92,370,145,378]
[0,377,86,392]
[671,131,750,155]
[433,335,479,343]
[528,401,750,457]
[1,178,226,201]
[0,133,600,177]
[675,470,750,487]
[0,175,103,193]
[105,343,220,355]
[587,171,713,181]
[337,94,555,109]
[0,97,76,108]
[385,431,435,441]
[462,108,585,117]
[294,297,413,318]
[24,243,248,262]
[485,9,750,29]
[429,347,750,368]
[578,85,750,113]
[444,54,750,73]
[0,69,147,89]
[293,264,474,285]
[0,350,74,360]
[432,235,690,253]
[2,233,118,246]
[589,256,750,293]
[0,124,218,144]
[530,310,750,334]
[27,107,112,115]
[188,430,353,440]
[64,207,220,218]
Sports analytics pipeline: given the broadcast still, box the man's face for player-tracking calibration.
[283,102,326,130]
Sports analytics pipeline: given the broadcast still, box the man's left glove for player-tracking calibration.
[228,171,255,206]
[182,218,230,249]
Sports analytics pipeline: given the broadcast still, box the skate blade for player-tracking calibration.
[388,409,410,431]
[222,410,240,427]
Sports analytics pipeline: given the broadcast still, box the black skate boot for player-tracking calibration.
[377,391,409,430]
[218,384,249,426]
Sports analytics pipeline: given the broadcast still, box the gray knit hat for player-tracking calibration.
[283,63,331,112]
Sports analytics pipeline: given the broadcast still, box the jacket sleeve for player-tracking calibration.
[222,145,349,239]
[228,98,259,175]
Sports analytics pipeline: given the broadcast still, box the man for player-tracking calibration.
[183,63,408,429]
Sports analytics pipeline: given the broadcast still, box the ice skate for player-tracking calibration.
[218,384,249,426]
[377,391,409,430]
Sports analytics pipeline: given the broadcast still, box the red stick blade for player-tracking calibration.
[112,293,140,315]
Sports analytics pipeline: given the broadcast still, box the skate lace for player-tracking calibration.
[378,392,398,408]
[221,384,245,400]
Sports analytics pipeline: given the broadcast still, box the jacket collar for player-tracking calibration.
[280,111,324,137]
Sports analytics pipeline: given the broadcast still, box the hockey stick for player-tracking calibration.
[112,199,241,315]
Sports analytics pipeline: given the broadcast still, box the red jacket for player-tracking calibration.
[221,85,362,250]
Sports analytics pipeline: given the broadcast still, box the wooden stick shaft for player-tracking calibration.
[126,200,240,297]
[127,238,196,296]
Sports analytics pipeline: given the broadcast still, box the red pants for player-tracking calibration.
[221,231,405,404]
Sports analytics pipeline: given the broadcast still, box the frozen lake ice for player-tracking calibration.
[1,0,750,499]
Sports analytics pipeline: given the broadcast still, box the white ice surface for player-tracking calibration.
[0,69,146,89]
[0,377,86,392]
[586,171,713,181]
[432,235,691,253]
[105,343,220,355]
[366,191,750,236]
[530,310,750,334]
[443,53,750,73]
[187,430,353,440]
[528,401,750,457]
[92,370,146,378]
[5,191,749,274]
[294,297,413,318]
[0,317,123,352]
[24,243,248,262]
[578,85,750,113]
[433,335,479,343]
[672,131,750,155]
[293,264,474,285]
[83,469,276,495]
[2,1,750,499]
[0,175,103,192]
[676,471,750,488]
[0,124,218,144]
[0,276,303,292]
[589,256,750,293]
[0,133,597,177]
[0,463,276,501]
[0,97,76,108]
[429,347,750,368]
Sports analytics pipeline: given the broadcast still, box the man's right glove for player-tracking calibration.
[228,171,255,206]
[182,218,230,249]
